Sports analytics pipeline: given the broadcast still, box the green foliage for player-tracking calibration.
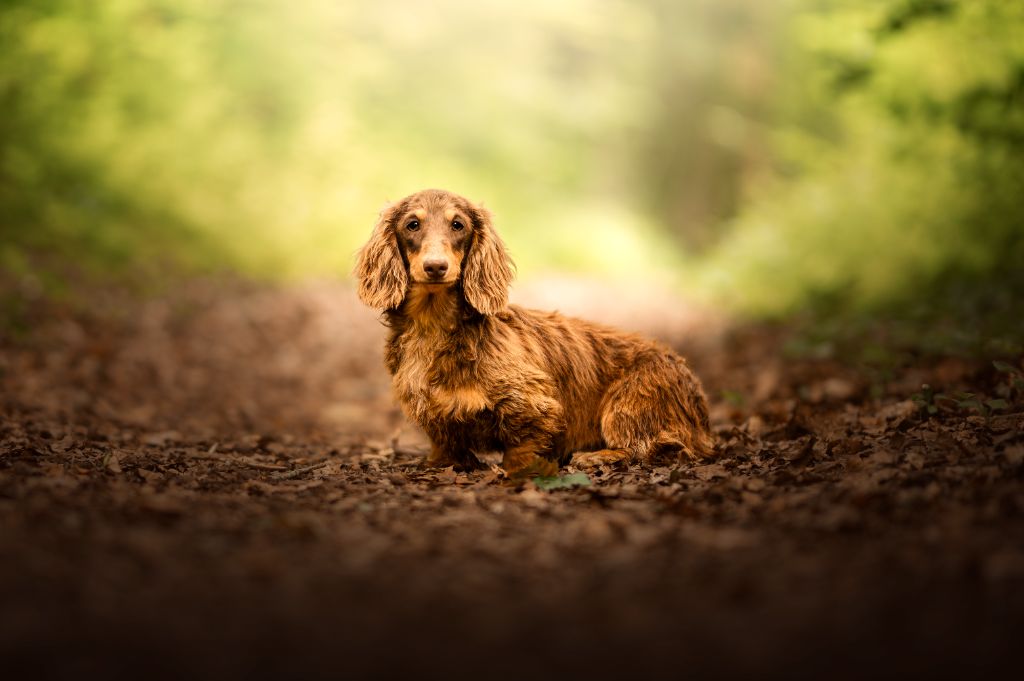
[1,0,1021,349]
[720,389,746,408]
[690,0,1024,335]
[912,384,1011,418]
[0,0,678,281]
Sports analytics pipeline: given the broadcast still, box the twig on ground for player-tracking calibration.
[241,460,289,472]
[270,461,328,481]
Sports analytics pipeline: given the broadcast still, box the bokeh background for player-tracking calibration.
[2,0,1022,346]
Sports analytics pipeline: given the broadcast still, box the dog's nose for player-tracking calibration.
[423,259,449,279]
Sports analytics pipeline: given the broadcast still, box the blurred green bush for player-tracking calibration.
[0,0,674,281]
[693,0,1024,326]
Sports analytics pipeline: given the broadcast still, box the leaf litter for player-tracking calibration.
[0,278,1022,679]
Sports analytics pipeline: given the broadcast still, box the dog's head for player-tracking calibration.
[355,189,514,315]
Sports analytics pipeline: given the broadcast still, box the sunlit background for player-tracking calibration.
[2,0,1022,325]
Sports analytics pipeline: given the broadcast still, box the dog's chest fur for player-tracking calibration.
[386,303,493,427]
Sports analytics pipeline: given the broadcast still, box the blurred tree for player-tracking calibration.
[636,0,779,250]
[692,0,1024,346]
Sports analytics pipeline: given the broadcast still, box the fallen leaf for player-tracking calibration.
[693,463,728,481]
[105,453,122,473]
[533,472,591,491]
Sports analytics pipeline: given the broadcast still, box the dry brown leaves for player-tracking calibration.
[1,279,1023,679]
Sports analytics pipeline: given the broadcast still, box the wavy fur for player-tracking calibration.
[355,189,714,473]
[355,202,407,311]
[462,205,514,315]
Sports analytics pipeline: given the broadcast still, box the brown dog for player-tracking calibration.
[355,189,714,473]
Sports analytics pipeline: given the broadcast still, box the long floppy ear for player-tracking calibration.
[463,204,514,315]
[354,202,407,311]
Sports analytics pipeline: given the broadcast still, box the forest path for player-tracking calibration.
[2,278,1022,679]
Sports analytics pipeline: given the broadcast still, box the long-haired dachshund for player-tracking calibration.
[355,189,714,473]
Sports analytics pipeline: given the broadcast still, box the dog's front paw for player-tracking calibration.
[570,449,630,469]
[500,447,559,479]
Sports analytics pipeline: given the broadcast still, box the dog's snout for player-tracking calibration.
[423,259,449,279]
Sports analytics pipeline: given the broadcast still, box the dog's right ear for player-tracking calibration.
[354,202,407,311]
[463,203,514,315]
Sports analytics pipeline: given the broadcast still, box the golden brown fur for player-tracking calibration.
[355,189,714,472]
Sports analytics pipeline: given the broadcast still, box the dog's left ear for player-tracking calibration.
[463,204,515,315]
[354,201,407,311]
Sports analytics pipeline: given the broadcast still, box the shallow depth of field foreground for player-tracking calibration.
[2,278,1022,678]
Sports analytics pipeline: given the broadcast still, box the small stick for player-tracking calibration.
[241,460,289,472]
[270,461,328,481]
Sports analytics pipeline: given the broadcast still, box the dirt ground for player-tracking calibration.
[1,277,1022,680]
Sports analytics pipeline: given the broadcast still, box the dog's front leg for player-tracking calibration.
[424,445,483,470]
[421,421,485,471]
[497,395,565,476]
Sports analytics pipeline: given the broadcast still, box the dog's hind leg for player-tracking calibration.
[569,396,655,469]
[570,447,632,468]
[573,350,713,469]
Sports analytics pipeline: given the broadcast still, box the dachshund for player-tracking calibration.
[355,188,714,473]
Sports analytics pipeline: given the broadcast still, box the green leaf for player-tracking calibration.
[721,389,746,407]
[957,399,984,412]
[993,360,1018,374]
[533,472,592,491]
[986,398,1009,411]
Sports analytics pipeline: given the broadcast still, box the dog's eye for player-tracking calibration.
[451,219,464,231]
[406,219,419,231]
